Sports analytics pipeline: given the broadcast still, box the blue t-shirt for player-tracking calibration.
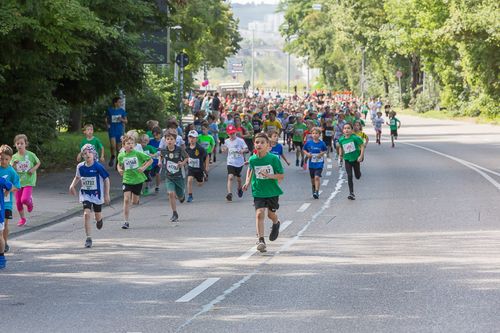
[270,143,283,158]
[208,123,218,138]
[0,177,13,223]
[303,139,327,169]
[0,165,20,211]
[75,161,109,204]
[106,107,127,134]
[148,138,161,167]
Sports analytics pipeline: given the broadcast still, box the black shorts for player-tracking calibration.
[293,141,303,149]
[227,165,243,177]
[309,168,323,178]
[323,137,333,146]
[254,196,279,212]
[188,169,205,183]
[4,209,12,220]
[82,201,102,213]
[219,137,226,145]
[390,129,398,137]
[123,183,143,196]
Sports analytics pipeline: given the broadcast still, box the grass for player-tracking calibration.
[396,108,500,125]
[40,131,111,171]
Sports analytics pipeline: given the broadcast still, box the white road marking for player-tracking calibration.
[322,179,329,186]
[327,158,332,163]
[297,203,311,212]
[327,164,333,169]
[326,171,332,176]
[176,278,220,303]
[178,171,345,331]
[237,220,293,261]
[401,142,500,191]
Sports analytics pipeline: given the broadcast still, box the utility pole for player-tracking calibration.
[287,41,290,95]
[360,47,365,100]
[251,29,255,94]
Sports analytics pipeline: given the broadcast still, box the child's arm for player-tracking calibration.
[242,167,253,191]
[397,119,401,128]
[69,176,80,196]
[100,146,105,163]
[358,144,365,162]
[28,157,41,175]
[117,161,124,176]
[281,152,291,166]
[103,177,110,204]
[138,158,153,173]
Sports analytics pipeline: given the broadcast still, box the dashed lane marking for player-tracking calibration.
[297,203,311,212]
[322,179,329,186]
[237,220,293,261]
[176,278,220,303]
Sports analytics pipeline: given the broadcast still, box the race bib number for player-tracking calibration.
[166,160,179,174]
[254,165,274,180]
[16,160,31,172]
[80,176,97,191]
[267,125,276,132]
[310,154,324,163]
[390,119,396,126]
[188,158,200,169]
[295,129,304,136]
[200,141,210,149]
[111,115,122,123]
[229,148,241,159]
[325,130,333,137]
[253,124,261,130]
[123,157,139,170]
[343,142,356,154]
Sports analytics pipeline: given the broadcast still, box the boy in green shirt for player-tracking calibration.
[387,111,401,148]
[198,124,216,177]
[292,115,307,167]
[77,124,105,163]
[338,123,365,200]
[117,135,152,229]
[243,133,284,253]
[139,134,158,195]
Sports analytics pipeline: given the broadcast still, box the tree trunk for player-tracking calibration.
[68,105,82,132]
[411,54,423,97]
[383,76,390,97]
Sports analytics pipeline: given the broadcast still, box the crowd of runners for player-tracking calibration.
[0,90,401,269]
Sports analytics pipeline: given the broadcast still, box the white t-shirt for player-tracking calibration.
[224,137,247,167]
[374,117,384,129]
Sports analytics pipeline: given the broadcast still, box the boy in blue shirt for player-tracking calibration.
[268,130,290,166]
[0,175,13,269]
[303,127,327,199]
[69,144,111,248]
[0,145,20,253]
[105,96,127,167]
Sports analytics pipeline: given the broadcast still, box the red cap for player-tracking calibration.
[226,124,237,134]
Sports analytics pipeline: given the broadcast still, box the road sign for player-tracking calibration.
[396,70,403,79]
[228,59,244,74]
[176,52,189,67]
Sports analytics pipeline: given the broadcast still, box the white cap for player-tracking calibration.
[188,130,199,138]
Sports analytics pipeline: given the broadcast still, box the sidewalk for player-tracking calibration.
[9,165,124,238]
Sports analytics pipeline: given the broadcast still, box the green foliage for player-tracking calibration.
[411,92,437,114]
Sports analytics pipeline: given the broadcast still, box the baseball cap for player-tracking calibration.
[188,130,198,138]
[226,125,237,134]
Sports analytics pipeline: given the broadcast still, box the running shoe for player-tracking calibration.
[4,243,10,253]
[96,219,103,230]
[170,211,179,222]
[348,193,355,200]
[179,195,185,203]
[17,218,26,227]
[121,221,130,229]
[313,191,319,199]
[0,256,6,269]
[187,194,193,203]
[155,187,160,193]
[269,221,280,241]
[226,193,233,202]
[300,159,304,167]
[237,188,244,198]
[84,237,92,248]
[256,239,267,253]
[108,156,115,168]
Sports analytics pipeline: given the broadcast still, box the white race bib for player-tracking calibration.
[310,154,324,163]
[123,157,139,170]
[16,160,31,172]
[390,119,396,126]
[166,160,179,174]
[229,148,241,160]
[343,142,356,154]
[267,125,276,132]
[111,115,122,123]
[80,177,98,191]
[188,158,200,169]
[200,141,210,149]
[254,165,274,180]
[325,130,333,137]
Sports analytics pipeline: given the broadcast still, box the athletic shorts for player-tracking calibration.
[254,196,279,212]
[82,201,102,213]
[108,130,124,143]
[123,183,143,196]
[188,169,205,183]
[323,137,333,146]
[309,168,323,178]
[375,128,382,134]
[390,129,398,137]
[4,209,12,220]
[227,165,243,177]
[293,141,303,149]
[166,177,185,198]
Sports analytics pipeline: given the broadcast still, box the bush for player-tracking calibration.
[411,93,437,113]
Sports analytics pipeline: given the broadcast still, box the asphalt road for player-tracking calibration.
[2,115,500,333]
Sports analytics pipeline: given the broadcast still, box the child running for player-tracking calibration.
[269,130,290,166]
[0,145,20,253]
[185,130,207,203]
[292,115,307,167]
[387,111,401,148]
[338,123,365,200]
[161,132,188,222]
[373,111,384,145]
[222,125,248,202]
[139,134,158,195]
[77,124,105,163]
[69,144,110,248]
[11,134,41,226]
[303,127,328,199]
[242,133,284,253]
[0,176,13,269]
[117,135,153,229]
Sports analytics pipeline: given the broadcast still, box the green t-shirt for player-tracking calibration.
[142,145,158,170]
[118,150,151,185]
[292,123,307,142]
[218,123,228,139]
[339,135,364,162]
[11,150,40,187]
[79,137,104,158]
[248,153,284,198]
[344,115,356,125]
[242,121,254,139]
[198,134,215,154]
[389,117,400,130]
